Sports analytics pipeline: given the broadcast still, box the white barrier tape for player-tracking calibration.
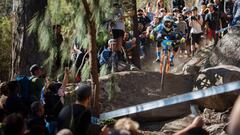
[100,81,240,120]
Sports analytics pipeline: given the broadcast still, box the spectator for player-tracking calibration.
[99,39,117,72]
[4,81,27,116]
[146,2,155,21]
[205,3,218,45]
[137,9,151,30]
[213,0,228,31]
[176,14,188,56]
[57,84,92,135]
[189,7,203,56]
[232,0,240,25]
[123,32,137,70]
[29,64,45,101]
[27,101,49,135]
[173,0,185,11]
[2,113,25,135]
[173,8,180,21]
[225,0,235,24]
[111,3,125,57]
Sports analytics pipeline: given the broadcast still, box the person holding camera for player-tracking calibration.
[189,7,203,56]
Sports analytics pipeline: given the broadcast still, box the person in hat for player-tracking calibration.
[99,39,117,71]
[58,84,109,135]
[58,84,92,135]
[189,6,203,56]
[29,64,45,101]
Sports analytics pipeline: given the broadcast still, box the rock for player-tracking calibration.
[161,108,230,135]
[99,71,194,122]
[182,46,213,75]
[193,65,240,111]
[209,25,240,67]
[161,116,194,134]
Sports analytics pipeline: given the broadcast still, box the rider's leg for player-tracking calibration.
[166,50,171,73]
[154,41,161,62]
[159,50,164,74]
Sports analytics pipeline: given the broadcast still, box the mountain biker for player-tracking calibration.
[152,15,184,67]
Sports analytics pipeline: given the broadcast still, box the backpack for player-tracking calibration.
[16,75,33,100]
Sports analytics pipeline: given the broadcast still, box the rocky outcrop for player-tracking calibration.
[209,25,240,67]
[161,108,230,135]
[193,65,240,111]
[99,71,194,121]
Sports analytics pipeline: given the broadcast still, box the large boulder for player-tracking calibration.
[99,71,194,121]
[209,25,240,67]
[193,65,240,111]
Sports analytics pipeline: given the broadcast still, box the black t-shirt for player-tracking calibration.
[205,12,219,30]
[58,104,91,135]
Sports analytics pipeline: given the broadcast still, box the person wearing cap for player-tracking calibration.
[173,8,180,21]
[205,3,219,45]
[189,6,203,56]
[99,39,117,72]
[29,64,45,101]
[58,84,92,135]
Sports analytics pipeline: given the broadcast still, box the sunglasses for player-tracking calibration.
[160,10,166,12]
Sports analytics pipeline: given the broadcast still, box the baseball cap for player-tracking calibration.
[75,84,92,101]
[29,64,42,73]
[207,3,214,8]
[108,39,116,45]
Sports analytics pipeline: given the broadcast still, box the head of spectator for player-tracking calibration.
[57,129,73,135]
[159,8,167,16]
[177,14,184,21]
[7,81,20,95]
[53,25,62,35]
[191,7,198,16]
[173,8,180,17]
[0,82,8,96]
[157,0,164,9]
[31,101,44,117]
[207,3,214,13]
[182,7,191,16]
[200,4,208,14]
[3,113,25,135]
[123,32,130,41]
[137,9,144,17]
[30,64,43,77]
[153,16,160,25]
[108,39,117,51]
[146,2,152,12]
[75,84,92,108]
[214,0,220,5]
[114,118,139,135]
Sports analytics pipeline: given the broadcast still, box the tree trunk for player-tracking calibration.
[82,0,100,116]
[11,0,47,79]
[131,0,141,69]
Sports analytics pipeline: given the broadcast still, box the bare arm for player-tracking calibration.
[174,116,204,135]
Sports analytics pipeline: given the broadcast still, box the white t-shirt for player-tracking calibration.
[189,15,203,34]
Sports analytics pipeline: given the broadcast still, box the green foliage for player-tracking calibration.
[0,16,11,81]
[29,0,113,80]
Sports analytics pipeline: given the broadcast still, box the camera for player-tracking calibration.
[191,16,197,20]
